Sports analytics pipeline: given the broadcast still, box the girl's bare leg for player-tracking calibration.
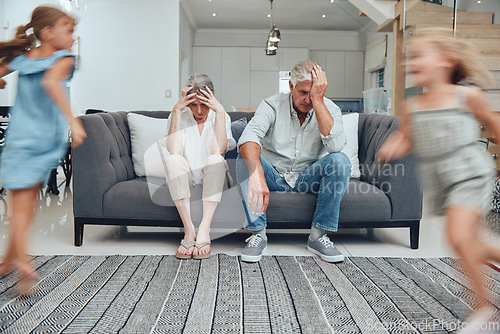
[0,185,41,293]
[445,206,491,310]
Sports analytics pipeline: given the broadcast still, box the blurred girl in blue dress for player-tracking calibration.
[0,6,86,293]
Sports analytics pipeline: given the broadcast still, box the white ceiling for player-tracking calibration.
[182,0,374,32]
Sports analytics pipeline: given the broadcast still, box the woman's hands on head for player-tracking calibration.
[197,86,225,113]
[173,86,197,113]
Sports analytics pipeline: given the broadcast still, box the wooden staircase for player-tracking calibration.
[404,2,499,103]
[404,1,500,167]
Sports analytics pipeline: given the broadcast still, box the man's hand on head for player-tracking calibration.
[310,65,327,105]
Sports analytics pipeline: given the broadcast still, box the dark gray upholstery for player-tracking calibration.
[73,110,422,248]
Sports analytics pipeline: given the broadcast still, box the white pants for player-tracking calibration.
[164,154,227,202]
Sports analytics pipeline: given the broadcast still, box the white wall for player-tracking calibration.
[70,0,179,113]
[464,0,500,24]
[179,4,194,91]
[195,29,364,51]
[1,0,47,107]
[1,0,180,113]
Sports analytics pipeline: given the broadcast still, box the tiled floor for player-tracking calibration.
[1,168,499,262]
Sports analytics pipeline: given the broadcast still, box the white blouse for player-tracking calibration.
[165,108,236,185]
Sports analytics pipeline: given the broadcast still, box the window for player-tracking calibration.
[377,68,385,88]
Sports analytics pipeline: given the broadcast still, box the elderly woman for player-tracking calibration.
[165,73,235,259]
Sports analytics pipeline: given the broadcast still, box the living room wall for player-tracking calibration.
[0,0,181,114]
[180,4,195,92]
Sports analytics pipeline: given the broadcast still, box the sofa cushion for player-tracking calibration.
[338,179,392,222]
[103,178,180,221]
[143,140,170,179]
[103,177,390,228]
[341,113,360,178]
[226,117,247,159]
[265,178,391,225]
[127,113,168,177]
[103,178,246,229]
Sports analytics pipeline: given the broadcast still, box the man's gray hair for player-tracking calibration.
[290,60,322,86]
[186,73,215,94]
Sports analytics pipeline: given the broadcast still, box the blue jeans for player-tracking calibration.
[236,153,351,232]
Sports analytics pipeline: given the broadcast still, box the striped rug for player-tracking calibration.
[0,255,499,333]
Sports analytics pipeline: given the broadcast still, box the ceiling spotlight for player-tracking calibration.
[212,12,216,16]
[330,0,335,2]
[322,14,326,18]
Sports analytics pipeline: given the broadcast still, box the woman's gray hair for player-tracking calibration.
[186,73,215,94]
[290,60,322,86]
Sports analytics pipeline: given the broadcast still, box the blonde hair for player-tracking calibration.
[406,28,493,88]
[0,6,75,63]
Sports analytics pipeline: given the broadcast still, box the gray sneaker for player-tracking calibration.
[241,234,268,262]
[307,234,344,263]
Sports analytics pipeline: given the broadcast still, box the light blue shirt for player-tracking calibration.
[238,93,346,186]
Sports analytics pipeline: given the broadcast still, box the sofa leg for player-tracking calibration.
[74,218,84,247]
[410,222,420,250]
[366,228,375,239]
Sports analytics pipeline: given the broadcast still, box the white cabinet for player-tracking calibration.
[251,47,279,71]
[193,46,363,108]
[344,52,364,99]
[221,47,251,111]
[310,51,327,70]
[311,50,364,99]
[192,47,222,98]
[250,71,279,108]
[193,46,251,111]
[326,51,346,99]
[279,48,309,71]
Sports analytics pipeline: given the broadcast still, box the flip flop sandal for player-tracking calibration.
[192,240,211,260]
[175,239,196,259]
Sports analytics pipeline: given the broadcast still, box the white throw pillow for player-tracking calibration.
[341,113,361,178]
[144,139,170,179]
[127,113,168,176]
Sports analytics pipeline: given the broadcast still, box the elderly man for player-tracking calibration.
[236,60,351,263]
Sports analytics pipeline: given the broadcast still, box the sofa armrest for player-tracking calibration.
[358,114,423,220]
[72,113,134,218]
[366,154,422,220]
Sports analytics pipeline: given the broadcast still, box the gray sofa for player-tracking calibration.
[72,110,422,248]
